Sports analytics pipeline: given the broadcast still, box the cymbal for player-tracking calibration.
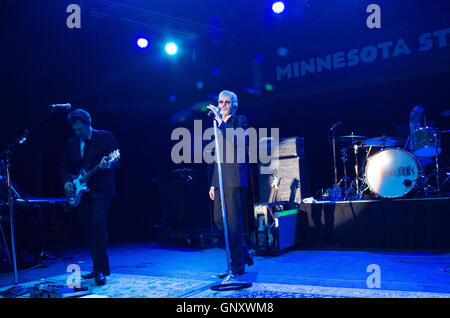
[439,110,450,116]
[362,136,404,147]
[337,134,367,142]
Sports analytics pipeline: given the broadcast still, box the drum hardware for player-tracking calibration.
[406,127,447,195]
[336,134,438,199]
[331,126,339,198]
[362,135,404,148]
[335,134,368,200]
[350,142,369,199]
[340,147,349,190]
[328,116,447,200]
[431,129,450,194]
[336,134,368,143]
[329,146,353,201]
[410,126,441,158]
[353,143,362,197]
[329,122,345,201]
[434,130,441,193]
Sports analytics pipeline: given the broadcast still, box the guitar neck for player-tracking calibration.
[84,163,101,180]
[81,150,119,181]
[268,187,278,203]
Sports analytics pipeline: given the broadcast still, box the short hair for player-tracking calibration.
[219,90,238,115]
[67,109,91,126]
[412,104,426,113]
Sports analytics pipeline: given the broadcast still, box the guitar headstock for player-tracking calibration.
[271,169,281,189]
[107,149,121,163]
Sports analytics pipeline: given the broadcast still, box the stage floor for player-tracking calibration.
[1,242,450,298]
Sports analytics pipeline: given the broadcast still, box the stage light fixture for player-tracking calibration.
[272,1,285,14]
[137,38,149,49]
[165,42,178,55]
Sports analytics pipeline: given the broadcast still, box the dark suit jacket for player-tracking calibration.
[60,129,119,198]
[211,114,248,188]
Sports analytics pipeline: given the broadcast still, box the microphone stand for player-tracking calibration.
[0,108,57,298]
[329,125,340,201]
[209,118,252,291]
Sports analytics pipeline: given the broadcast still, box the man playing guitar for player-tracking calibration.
[60,108,119,286]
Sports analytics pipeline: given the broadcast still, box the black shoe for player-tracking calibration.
[245,256,254,266]
[95,272,107,286]
[82,272,96,279]
[83,271,110,279]
[217,268,245,279]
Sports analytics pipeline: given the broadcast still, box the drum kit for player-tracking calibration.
[331,125,449,200]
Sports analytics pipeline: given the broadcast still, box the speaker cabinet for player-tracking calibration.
[258,156,311,208]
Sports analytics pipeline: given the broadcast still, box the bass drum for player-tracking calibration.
[365,149,419,198]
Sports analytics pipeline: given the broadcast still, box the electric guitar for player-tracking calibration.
[255,171,281,248]
[66,149,120,207]
[268,172,281,205]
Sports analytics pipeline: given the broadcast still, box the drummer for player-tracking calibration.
[409,104,427,136]
[395,104,435,169]
[394,104,427,142]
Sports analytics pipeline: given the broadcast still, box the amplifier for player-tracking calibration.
[258,156,311,208]
[253,206,300,255]
[157,169,210,231]
[259,137,305,159]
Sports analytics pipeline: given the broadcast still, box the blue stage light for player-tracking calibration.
[165,42,178,55]
[212,66,220,75]
[137,38,149,49]
[277,47,288,57]
[272,1,285,14]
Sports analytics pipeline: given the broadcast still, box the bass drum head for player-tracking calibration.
[365,149,419,198]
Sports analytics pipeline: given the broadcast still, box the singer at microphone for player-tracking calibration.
[207,105,221,118]
[206,90,253,278]
[50,103,72,110]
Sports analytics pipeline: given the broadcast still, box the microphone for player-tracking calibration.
[330,121,342,131]
[50,103,72,110]
[208,105,220,117]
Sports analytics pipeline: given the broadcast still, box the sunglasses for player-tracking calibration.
[218,100,232,106]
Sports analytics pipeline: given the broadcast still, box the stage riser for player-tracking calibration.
[298,198,450,249]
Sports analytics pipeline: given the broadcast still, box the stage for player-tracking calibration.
[298,197,450,250]
[0,242,449,298]
[1,0,450,303]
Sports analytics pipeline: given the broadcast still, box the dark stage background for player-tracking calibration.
[0,0,449,246]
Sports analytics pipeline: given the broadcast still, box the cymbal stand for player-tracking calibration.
[329,125,343,201]
[434,131,441,193]
[340,147,348,190]
[353,143,361,196]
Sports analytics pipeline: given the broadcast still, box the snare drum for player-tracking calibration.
[365,149,419,198]
[411,127,441,158]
